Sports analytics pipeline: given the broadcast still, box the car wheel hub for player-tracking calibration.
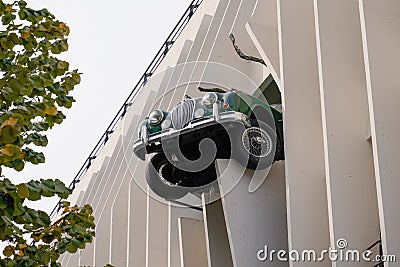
[158,163,181,187]
[255,136,266,144]
[242,127,272,158]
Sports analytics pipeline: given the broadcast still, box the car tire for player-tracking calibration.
[146,153,188,200]
[232,119,276,170]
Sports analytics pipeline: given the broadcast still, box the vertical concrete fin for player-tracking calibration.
[246,0,281,86]
[178,217,208,267]
[359,0,400,262]
[314,0,380,263]
[202,197,233,267]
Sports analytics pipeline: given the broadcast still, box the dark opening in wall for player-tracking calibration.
[256,75,281,105]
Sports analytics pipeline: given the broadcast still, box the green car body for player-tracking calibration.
[133,89,285,199]
[133,89,284,163]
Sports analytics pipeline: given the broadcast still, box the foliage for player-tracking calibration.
[0,0,98,266]
[0,0,81,174]
[0,178,95,267]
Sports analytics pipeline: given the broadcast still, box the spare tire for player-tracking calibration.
[146,153,188,200]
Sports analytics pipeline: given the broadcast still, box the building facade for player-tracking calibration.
[59,0,400,266]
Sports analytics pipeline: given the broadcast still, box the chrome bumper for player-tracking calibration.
[133,110,249,160]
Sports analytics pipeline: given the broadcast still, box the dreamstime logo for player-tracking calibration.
[257,238,397,263]
[336,238,348,249]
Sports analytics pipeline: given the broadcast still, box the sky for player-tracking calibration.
[3,0,192,212]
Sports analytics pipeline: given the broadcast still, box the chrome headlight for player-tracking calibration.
[202,92,217,107]
[148,109,164,126]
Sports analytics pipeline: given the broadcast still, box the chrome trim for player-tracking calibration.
[235,112,251,127]
[141,125,148,145]
[170,99,195,130]
[134,111,241,148]
[134,111,249,158]
[212,102,220,122]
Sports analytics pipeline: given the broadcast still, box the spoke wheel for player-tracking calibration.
[241,127,273,158]
[231,120,276,170]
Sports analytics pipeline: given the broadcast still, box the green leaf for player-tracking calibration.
[18,9,26,19]
[23,40,35,52]
[66,242,77,253]
[16,183,29,198]
[1,144,15,157]
[41,72,53,87]
[50,262,62,267]
[27,209,39,223]
[57,60,68,70]
[2,13,16,25]
[21,211,33,223]
[71,224,86,235]
[39,179,55,197]
[26,182,41,201]
[13,159,25,171]
[37,211,50,227]
[2,215,14,226]
[23,149,45,165]
[37,24,49,32]
[72,72,81,84]
[18,1,27,8]
[42,234,54,244]
[28,75,44,88]
[1,126,19,143]
[54,179,71,198]
[58,244,67,254]
[50,43,60,54]
[71,237,85,249]
[12,200,25,217]
[3,246,13,257]
[0,195,7,209]
[59,39,68,52]
[9,78,25,93]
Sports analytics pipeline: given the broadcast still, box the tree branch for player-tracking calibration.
[229,33,266,66]
[198,86,228,93]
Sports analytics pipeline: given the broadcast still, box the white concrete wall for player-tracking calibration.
[276,1,330,266]
[359,0,400,263]
[314,2,380,266]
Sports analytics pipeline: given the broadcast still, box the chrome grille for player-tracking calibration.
[170,99,195,130]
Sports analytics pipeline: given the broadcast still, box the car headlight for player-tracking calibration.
[194,108,205,118]
[202,92,217,107]
[148,109,164,126]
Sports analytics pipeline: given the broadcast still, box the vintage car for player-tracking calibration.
[133,88,284,199]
